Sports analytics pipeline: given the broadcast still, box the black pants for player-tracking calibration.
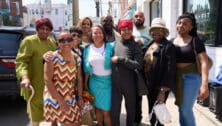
[135,95,143,123]
[111,83,136,126]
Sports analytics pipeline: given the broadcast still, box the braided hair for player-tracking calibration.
[176,12,198,37]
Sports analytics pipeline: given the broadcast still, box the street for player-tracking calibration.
[0,95,150,126]
[0,96,29,126]
[1,94,221,126]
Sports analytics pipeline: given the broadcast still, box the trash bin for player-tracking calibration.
[209,83,222,114]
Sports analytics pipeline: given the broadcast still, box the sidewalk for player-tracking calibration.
[40,92,222,126]
[136,93,222,126]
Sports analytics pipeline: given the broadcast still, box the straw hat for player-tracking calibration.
[149,18,169,36]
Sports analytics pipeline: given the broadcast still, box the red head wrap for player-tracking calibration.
[118,19,133,33]
[35,18,53,31]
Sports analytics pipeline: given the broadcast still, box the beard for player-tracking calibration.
[104,25,113,35]
[134,21,144,27]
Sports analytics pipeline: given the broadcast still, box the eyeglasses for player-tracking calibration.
[72,33,81,38]
[58,37,73,43]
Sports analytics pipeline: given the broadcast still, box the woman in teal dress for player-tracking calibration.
[83,25,113,126]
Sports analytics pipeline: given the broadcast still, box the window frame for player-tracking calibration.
[183,0,222,46]
[150,0,162,22]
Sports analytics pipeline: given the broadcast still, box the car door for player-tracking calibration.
[0,30,24,96]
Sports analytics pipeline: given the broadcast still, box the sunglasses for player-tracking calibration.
[58,37,73,43]
[72,33,81,38]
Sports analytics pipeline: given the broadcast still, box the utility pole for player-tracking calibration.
[72,0,79,25]
[108,1,112,15]
[95,0,100,17]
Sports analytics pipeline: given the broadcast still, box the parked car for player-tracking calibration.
[0,26,35,99]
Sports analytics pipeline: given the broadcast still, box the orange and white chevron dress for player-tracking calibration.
[43,51,81,124]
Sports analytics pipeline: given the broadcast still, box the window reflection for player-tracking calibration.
[150,0,162,20]
[186,0,216,45]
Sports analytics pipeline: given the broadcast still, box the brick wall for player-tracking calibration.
[10,0,23,17]
[0,0,7,9]
[0,0,23,17]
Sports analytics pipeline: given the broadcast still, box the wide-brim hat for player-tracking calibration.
[149,17,169,36]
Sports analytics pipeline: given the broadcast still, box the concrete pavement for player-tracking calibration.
[40,92,222,126]
[137,92,222,126]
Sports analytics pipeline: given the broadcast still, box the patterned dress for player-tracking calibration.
[43,51,81,124]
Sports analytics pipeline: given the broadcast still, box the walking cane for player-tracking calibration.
[27,85,35,125]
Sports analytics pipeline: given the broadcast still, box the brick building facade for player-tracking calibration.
[0,0,23,17]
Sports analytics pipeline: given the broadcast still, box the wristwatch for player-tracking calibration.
[160,88,169,92]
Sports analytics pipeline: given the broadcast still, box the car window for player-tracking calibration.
[0,32,23,56]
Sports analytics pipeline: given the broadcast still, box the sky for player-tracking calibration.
[22,0,109,18]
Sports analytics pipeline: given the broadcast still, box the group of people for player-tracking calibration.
[15,10,210,126]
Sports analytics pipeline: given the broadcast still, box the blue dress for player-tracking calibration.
[83,42,114,111]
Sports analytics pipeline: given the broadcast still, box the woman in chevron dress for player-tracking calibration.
[43,31,84,126]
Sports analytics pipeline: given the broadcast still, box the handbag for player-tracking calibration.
[192,38,213,74]
[149,103,172,125]
[81,101,94,125]
[81,92,95,125]
[82,91,95,102]
[134,69,148,96]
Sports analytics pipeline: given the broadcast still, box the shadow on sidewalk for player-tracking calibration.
[120,114,150,126]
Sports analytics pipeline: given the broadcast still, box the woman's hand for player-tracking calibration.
[111,56,118,63]
[78,99,84,109]
[199,84,209,101]
[59,100,70,113]
[20,76,31,89]
[43,51,54,62]
[156,91,165,104]
[156,87,169,104]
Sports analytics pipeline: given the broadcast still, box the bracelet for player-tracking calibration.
[160,88,168,92]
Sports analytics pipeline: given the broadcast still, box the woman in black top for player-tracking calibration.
[173,12,209,126]
[143,18,176,126]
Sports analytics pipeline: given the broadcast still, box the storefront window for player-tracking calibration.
[185,0,216,45]
[150,0,162,20]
